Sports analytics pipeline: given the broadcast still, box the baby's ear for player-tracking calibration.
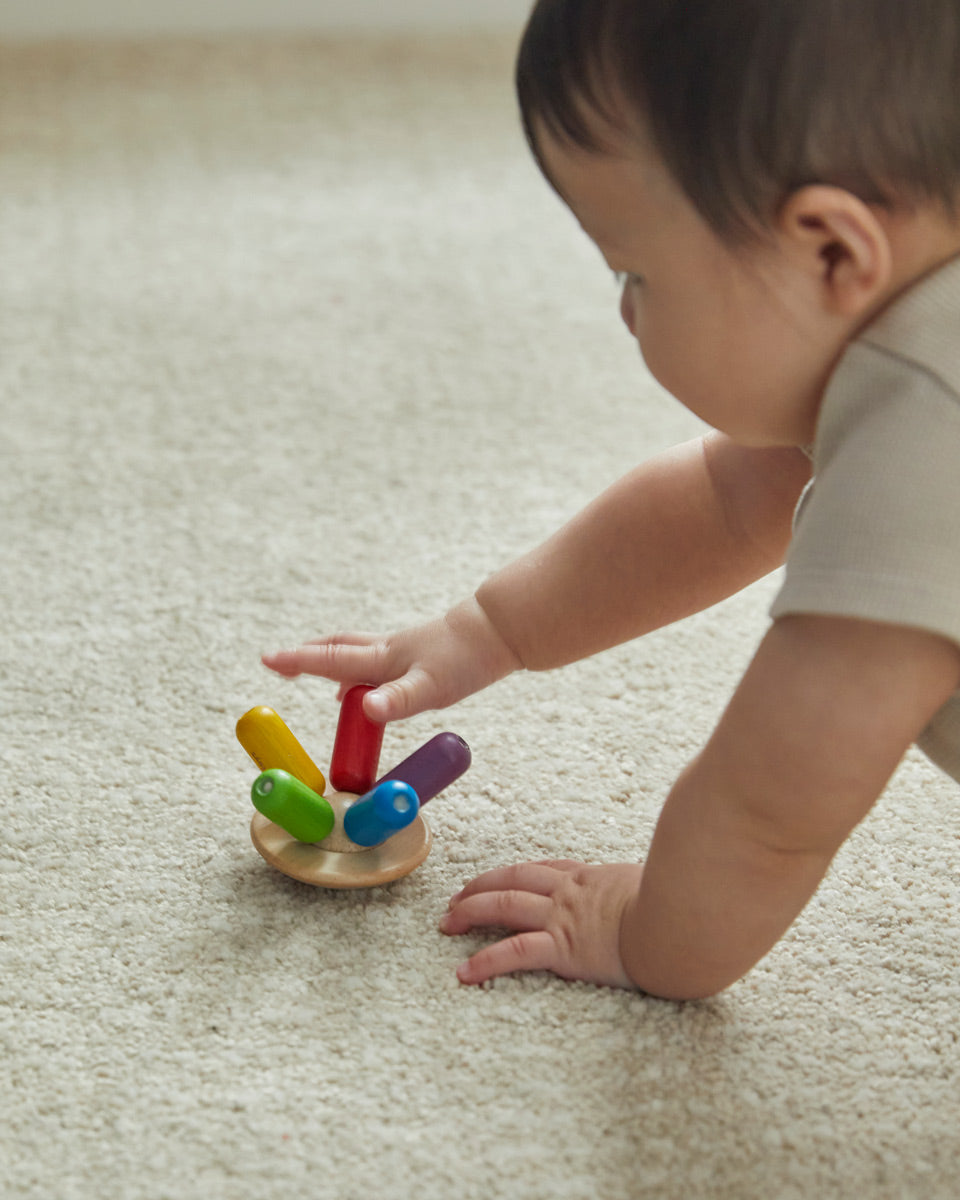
[777,185,893,318]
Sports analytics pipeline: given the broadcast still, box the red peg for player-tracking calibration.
[329,685,385,794]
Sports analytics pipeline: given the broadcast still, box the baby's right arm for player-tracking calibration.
[263,435,811,722]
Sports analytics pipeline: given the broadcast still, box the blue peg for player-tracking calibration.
[343,780,420,848]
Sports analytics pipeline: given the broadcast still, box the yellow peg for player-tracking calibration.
[236,706,326,796]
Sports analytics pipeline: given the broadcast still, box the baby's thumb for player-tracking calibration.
[364,669,434,724]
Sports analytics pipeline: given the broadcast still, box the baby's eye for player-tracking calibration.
[613,270,644,288]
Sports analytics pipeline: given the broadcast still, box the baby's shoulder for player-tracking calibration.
[860,253,960,399]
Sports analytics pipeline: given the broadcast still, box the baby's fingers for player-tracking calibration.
[440,885,559,985]
[261,643,440,723]
[440,888,554,936]
[454,931,559,985]
[261,636,385,683]
[446,862,566,908]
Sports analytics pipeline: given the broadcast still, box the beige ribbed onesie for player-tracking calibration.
[771,254,960,783]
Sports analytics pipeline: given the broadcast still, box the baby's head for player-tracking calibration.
[513,0,960,447]
[517,0,960,245]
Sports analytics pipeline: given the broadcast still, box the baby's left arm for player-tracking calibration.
[441,615,960,997]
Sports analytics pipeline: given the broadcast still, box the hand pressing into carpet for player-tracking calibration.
[439,860,644,989]
[262,597,521,724]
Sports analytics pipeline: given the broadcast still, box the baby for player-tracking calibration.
[265,0,960,999]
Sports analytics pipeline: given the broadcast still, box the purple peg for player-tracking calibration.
[376,732,471,805]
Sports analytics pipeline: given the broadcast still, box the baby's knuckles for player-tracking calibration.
[552,864,643,987]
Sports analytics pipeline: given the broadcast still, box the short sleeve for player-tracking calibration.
[770,341,960,651]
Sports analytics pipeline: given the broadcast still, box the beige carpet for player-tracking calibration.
[3,33,959,1200]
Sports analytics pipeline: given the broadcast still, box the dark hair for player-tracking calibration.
[516,0,960,242]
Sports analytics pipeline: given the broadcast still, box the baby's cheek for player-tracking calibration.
[634,323,687,402]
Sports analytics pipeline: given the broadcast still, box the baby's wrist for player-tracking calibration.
[616,889,648,991]
[448,595,524,679]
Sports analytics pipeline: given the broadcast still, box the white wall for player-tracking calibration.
[0,0,533,38]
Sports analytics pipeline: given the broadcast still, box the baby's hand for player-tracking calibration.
[261,597,521,724]
[439,860,644,989]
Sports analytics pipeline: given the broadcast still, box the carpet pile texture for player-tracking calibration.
[3,33,959,1199]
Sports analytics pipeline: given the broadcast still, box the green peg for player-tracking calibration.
[251,769,335,844]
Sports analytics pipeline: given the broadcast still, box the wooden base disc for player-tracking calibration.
[250,810,432,889]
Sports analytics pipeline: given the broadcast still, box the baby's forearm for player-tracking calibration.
[618,615,960,1000]
[619,762,835,999]
[475,436,809,671]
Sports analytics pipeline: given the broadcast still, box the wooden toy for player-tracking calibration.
[250,788,432,888]
[329,684,384,793]
[240,694,469,889]
[236,706,327,795]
